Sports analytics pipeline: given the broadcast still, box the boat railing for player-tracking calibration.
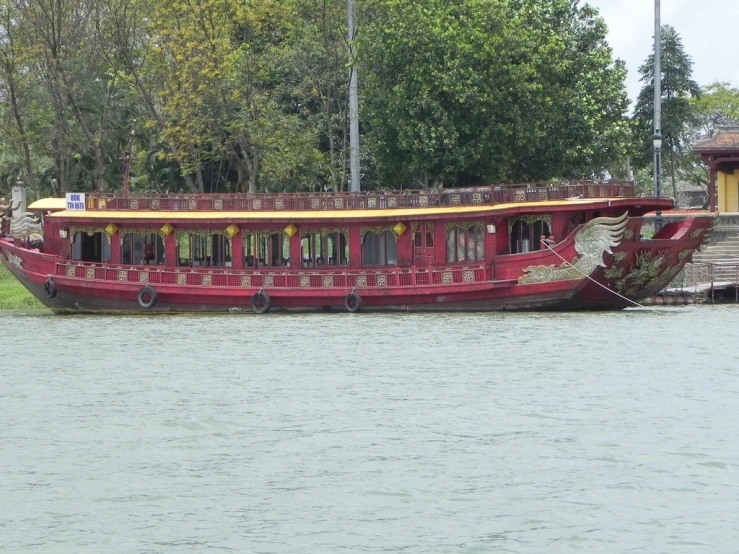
[55,260,496,288]
[81,181,634,212]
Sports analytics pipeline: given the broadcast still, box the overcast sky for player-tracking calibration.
[584,0,739,106]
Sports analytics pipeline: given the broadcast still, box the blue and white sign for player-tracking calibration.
[65,193,86,211]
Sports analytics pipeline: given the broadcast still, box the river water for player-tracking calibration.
[1,307,738,553]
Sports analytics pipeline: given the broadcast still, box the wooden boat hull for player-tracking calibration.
[0,212,715,313]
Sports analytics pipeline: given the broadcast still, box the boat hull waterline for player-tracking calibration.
[0,212,715,314]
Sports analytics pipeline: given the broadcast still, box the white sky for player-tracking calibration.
[584,0,739,106]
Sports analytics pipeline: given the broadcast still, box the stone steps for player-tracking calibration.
[693,253,739,261]
[669,220,739,284]
[668,217,739,285]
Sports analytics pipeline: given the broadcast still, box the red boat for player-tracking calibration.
[0,182,715,313]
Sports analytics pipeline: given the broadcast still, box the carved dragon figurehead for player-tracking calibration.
[518,212,629,284]
[573,212,629,275]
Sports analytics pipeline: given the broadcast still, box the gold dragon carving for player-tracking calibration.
[518,212,629,284]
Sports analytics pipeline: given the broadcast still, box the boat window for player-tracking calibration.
[509,216,551,254]
[446,225,484,263]
[121,233,164,266]
[177,233,232,267]
[414,229,434,248]
[301,230,349,267]
[72,231,108,263]
[362,231,397,267]
[210,234,232,267]
[244,232,289,268]
[413,222,435,267]
[567,213,586,235]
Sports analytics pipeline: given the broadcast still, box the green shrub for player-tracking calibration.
[0,264,44,309]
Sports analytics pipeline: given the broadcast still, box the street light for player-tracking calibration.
[652,132,663,151]
[653,131,663,196]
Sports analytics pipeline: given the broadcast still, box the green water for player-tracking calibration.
[1,308,738,553]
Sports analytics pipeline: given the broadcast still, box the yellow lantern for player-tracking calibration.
[284,223,298,237]
[104,223,118,236]
[225,224,240,238]
[160,223,174,236]
[393,222,407,236]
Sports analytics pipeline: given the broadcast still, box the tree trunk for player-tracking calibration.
[186,144,205,193]
[56,63,107,191]
[52,94,69,194]
[233,140,260,193]
[233,157,249,193]
[128,66,198,193]
[413,175,430,189]
[7,76,39,199]
[248,147,259,193]
[194,166,205,194]
[323,90,338,191]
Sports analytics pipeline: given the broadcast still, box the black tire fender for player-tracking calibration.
[344,291,362,313]
[137,285,158,310]
[43,277,57,299]
[250,290,271,314]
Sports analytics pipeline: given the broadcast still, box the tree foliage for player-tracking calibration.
[360,0,630,188]
[677,82,739,197]
[0,0,633,197]
[632,25,699,199]
[691,82,739,137]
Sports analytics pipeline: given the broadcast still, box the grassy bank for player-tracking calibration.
[0,264,44,309]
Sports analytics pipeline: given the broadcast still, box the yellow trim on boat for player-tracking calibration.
[46,198,628,221]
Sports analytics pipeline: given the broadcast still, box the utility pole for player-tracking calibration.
[653,0,663,230]
[348,0,360,192]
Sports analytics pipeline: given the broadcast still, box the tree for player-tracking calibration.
[632,25,699,199]
[290,0,351,191]
[0,2,39,198]
[0,0,637,194]
[359,0,631,188]
[675,82,739,199]
[691,82,739,137]
[223,0,321,192]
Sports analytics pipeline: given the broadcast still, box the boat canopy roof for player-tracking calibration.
[43,197,672,223]
[31,181,645,219]
[27,198,66,212]
[32,181,635,217]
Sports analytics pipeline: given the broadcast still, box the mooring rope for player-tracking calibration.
[542,242,661,313]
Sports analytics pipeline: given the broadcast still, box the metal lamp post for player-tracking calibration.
[653,0,662,230]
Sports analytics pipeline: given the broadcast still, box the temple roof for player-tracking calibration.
[692,125,739,153]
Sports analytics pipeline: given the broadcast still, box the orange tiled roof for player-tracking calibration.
[692,125,739,152]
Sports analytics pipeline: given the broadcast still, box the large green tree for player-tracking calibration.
[632,24,700,199]
[0,2,39,197]
[678,82,739,198]
[691,82,739,137]
[359,0,630,188]
[0,0,636,196]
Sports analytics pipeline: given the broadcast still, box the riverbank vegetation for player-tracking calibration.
[0,0,631,198]
[0,265,43,309]
[1,1,737,202]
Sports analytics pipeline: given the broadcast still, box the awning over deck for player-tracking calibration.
[27,198,66,211]
[43,197,666,223]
